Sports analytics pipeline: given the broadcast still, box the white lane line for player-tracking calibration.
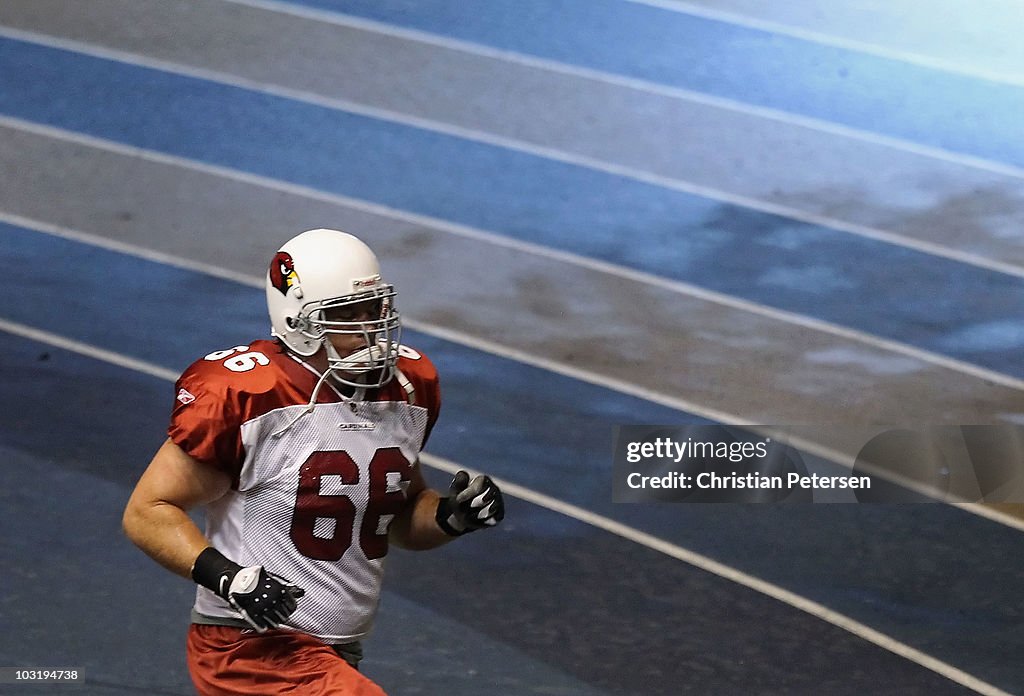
[0,318,181,382]
[3,24,1024,284]
[213,0,1024,181]
[5,210,1024,541]
[0,210,263,290]
[628,0,1024,88]
[952,502,1024,533]
[0,316,1012,696]
[3,123,1024,395]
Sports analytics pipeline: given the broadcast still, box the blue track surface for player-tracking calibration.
[289,0,1024,166]
[1,39,1023,377]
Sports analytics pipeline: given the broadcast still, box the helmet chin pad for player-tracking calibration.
[323,338,398,389]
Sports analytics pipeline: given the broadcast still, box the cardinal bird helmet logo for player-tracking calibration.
[269,251,299,296]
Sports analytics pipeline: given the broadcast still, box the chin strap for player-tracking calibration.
[271,367,331,439]
[271,347,413,439]
[394,367,415,405]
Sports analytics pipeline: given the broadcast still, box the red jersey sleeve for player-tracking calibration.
[417,360,441,448]
[168,358,247,486]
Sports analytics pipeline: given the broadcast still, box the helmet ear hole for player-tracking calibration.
[285,316,298,330]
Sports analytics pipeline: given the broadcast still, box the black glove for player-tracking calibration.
[191,547,305,632]
[435,470,505,536]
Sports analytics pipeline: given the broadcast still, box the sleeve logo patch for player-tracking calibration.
[176,388,197,405]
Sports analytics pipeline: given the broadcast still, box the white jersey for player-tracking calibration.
[168,339,440,643]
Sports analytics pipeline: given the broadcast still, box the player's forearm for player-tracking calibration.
[122,499,210,580]
[389,489,453,550]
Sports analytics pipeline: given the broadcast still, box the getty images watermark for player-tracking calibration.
[612,425,1024,503]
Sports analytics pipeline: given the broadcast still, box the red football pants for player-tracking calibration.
[187,624,387,695]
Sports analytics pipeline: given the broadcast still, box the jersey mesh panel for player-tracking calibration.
[195,400,428,642]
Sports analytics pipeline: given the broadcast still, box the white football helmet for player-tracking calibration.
[266,228,401,389]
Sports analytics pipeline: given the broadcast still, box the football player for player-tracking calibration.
[123,228,504,695]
